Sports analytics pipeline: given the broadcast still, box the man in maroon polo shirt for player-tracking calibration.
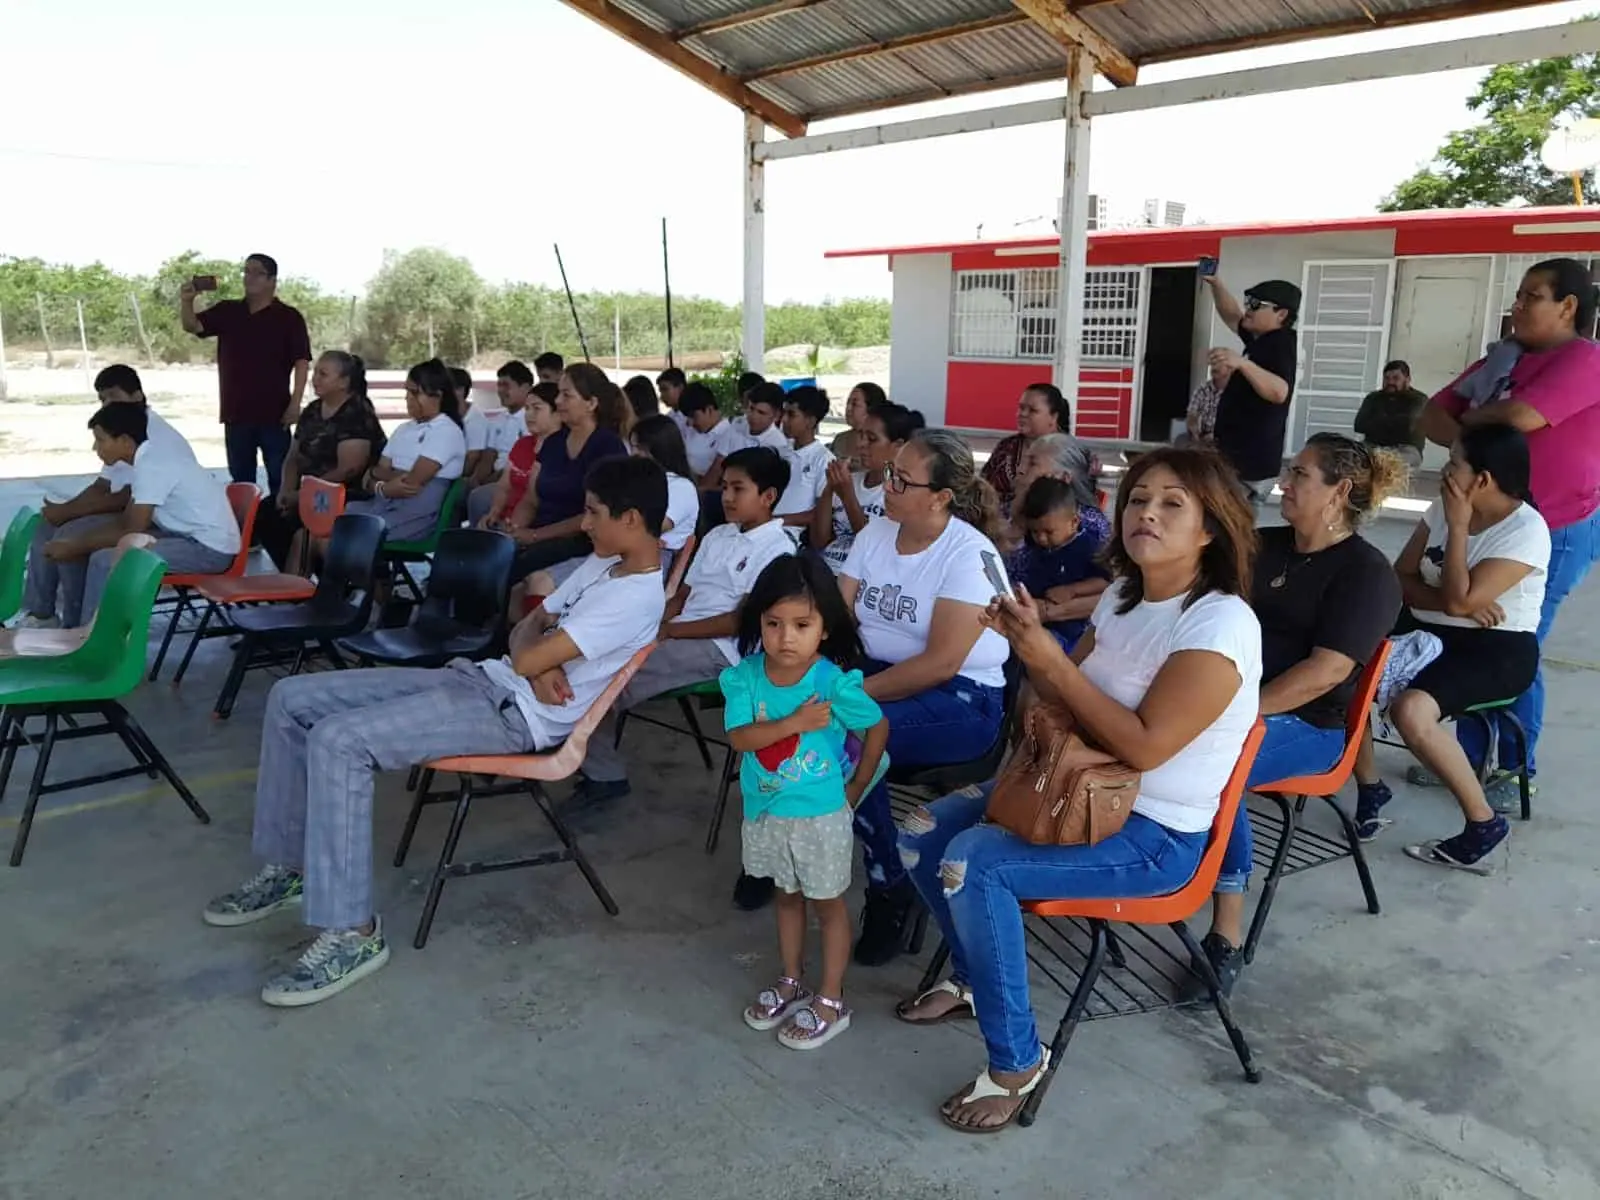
[180,252,312,495]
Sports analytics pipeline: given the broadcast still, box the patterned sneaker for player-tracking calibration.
[11,613,60,630]
[260,919,391,1008]
[1484,773,1535,816]
[203,866,304,927]
[1405,765,1443,788]
[1403,816,1510,876]
[1355,781,1394,842]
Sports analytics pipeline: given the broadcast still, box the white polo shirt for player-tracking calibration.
[101,408,195,492]
[775,440,833,517]
[675,517,794,663]
[128,440,242,556]
[685,419,744,477]
[461,405,491,455]
[385,414,467,480]
[743,422,790,453]
[487,410,524,470]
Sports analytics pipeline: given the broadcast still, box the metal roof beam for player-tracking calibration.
[673,0,827,41]
[741,12,1032,81]
[561,0,807,137]
[1011,0,1138,87]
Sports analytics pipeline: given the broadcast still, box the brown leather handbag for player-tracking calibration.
[984,702,1142,846]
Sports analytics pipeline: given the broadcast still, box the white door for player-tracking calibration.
[1293,260,1397,448]
[1387,256,1493,397]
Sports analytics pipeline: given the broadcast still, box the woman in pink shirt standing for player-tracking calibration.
[1419,258,1600,803]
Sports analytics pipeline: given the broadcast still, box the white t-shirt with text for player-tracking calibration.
[1080,585,1262,834]
[663,472,700,552]
[776,440,833,517]
[820,472,886,573]
[128,440,242,556]
[841,515,1009,688]
[385,414,467,481]
[677,518,795,664]
[1412,499,1551,632]
[479,554,666,745]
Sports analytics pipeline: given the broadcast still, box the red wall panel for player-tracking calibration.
[946,361,1133,439]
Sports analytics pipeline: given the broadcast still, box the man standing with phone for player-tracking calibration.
[1202,269,1301,501]
[180,253,312,496]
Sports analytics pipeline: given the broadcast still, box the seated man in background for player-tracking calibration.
[467,360,536,526]
[775,385,833,530]
[202,456,669,1008]
[533,351,565,386]
[18,364,199,628]
[54,402,240,625]
[572,447,794,805]
[1353,359,1429,467]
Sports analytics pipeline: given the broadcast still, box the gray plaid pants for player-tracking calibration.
[251,660,534,930]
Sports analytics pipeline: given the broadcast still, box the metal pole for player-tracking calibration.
[1053,48,1091,436]
[614,299,622,371]
[427,313,435,358]
[1574,171,1586,206]
[741,113,767,373]
[76,298,93,394]
[35,292,54,368]
[554,243,590,363]
[129,292,156,365]
[0,304,9,402]
[662,217,675,370]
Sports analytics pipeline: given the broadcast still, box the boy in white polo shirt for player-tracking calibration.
[575,446,795,803]
[775,385,833,530]
[50,402,241,625]
[18,364,200,629]
[740,382,791,453]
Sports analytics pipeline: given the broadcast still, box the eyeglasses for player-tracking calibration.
[1244,297,1281,313]
[883,464,934,495]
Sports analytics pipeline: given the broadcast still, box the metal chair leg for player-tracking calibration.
[171,600,216,686]
[1242,793,1297,965]
[394,768,435,867]
[914,938,952,996]
[1173,919,1261,1083]
[677,697,714,770]
[0,709,21,801]
[114,705,209,824]
[414,776,476,949]
[1502,713,1532,821]
[10,712,59,866]
[613,711,629,750]
[907,904,931,956]
[149,589,191,681]
[213,637,255,720]
[705,747,737,854]
[1018,919,1110,1127]
[536,785,619,916]
[1105,928,1128,970]
[1321,793,1380,916]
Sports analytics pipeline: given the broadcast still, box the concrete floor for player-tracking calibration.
[3,499,1600,1199]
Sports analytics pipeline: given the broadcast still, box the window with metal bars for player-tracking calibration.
[1493,253,1600,339]
[949,267,1141,361]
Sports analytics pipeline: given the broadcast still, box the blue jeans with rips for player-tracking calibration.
[900,781,1205,1072]
[852,660,1004,892]
[1457,505,1600,777]
[1215,713,1346,895]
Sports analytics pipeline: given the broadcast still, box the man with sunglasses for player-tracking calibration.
[1203,274,1301,501]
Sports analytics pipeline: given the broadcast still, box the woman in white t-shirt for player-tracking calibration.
[835,428,1010,965]
[346,359,468,541]
[895,447,1264,1134]
[812,401,922,573]
[629,414,701,570]
[1365,425,1550,874]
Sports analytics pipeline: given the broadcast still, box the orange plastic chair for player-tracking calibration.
[1244,640,1392,964]
[396,642,657,949]
[913,718,1266,1129]
[168,480,348,686]
[148,482,262,680]
[664,533,696,595]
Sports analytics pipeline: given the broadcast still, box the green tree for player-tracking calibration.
[358,247,485,367]
[1382,48,1600,211]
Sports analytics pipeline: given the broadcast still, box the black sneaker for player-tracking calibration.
[1355,780,1394,842]
[853,879,918,967]
[731,872,775,911]
[1192,931,1243,999]
[560,776,631,830]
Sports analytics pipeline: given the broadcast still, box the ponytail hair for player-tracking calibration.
[564,362,633,437]
[909,428,1001,542]
[1459,423,1536,506]
[406,357,463,428]
[1303,432,1410,527]
[870,400,926,444]
[322,350,369,407]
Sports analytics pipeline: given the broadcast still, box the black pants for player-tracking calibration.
[225,424,292,495]
[511,533,592,582]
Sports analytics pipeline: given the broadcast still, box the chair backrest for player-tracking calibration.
[311,513,388,617]
[1179,717,1267,896]
[298,477,348,539]
[538,643,658,774]
[417,527,516,632]
[1255,640,1392,794]
[220,483,264,575]
[0,507,42,624]
[70,547,167,694]
[436,477,469,534]
[664,533,696,594]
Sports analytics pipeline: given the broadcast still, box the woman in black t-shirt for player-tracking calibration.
[1198,434,1407,993]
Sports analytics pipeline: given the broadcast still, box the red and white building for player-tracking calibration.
[828,207,1600,454]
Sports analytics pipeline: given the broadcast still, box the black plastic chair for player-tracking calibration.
[211,513,387,720]
[339,528,515,668]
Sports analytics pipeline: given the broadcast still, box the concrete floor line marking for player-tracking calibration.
[0,767,256,828]
[1543,655,1600,672]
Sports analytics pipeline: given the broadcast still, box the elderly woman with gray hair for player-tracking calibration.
[1000,432,1110,552]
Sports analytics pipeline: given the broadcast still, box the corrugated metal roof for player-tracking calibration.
[570,0,1573,131]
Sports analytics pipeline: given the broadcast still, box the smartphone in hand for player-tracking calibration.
[980,549,1016,601]
[1197,257,1218,278]
[191,275,218,292]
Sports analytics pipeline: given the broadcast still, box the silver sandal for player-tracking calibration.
[778,994,851,1051]
[743,976,811,1031]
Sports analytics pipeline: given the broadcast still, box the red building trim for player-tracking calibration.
[947,362,1133,438]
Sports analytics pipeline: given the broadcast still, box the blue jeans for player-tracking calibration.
[1215,714,1346,895]
[1457,505,1600,777]
[901,782,1205,1072]
[853,660,1004,891]
[225,423,292,496]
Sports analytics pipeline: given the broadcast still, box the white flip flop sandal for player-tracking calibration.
[1403,839,1496,876]
[777,995,851,1050]
[939,1046,1053,1135]
[743,976,812,1031]
[895,978,977,1024]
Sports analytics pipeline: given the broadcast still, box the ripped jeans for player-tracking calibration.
[852,662,1004,892]
[900,781,1205,1073]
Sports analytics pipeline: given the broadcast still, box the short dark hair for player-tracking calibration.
[722,446,790,502]
[629,414,694,480]
[656,367,687,389]
[624,375,660,420]
[784,384,829,424]
[530,380,558,406]
[89,401,149,444]
[533,351,565,374]
[867,400,927,444]
[735,554,865,668]
[584,455,667,538]
[1383,360,1411,376]
[498,360,534,386]
[1459,423,1535,506]
[747,381,786,414]
[1019,475,1079,522]
[93,363,144,397]
[449,367,474,399]
[407,358,464,428]
[1526,257,1600,332]
[737,371,766,397]
[246,253,279,278]
[677,382,719,419]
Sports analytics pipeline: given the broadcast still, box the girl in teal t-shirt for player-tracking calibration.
[721,554,888,1050]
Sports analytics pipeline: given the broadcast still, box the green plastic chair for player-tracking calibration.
[613,677,738,853]
[1460,698,1533,821]
[0,547,210,865]
[0,508,42,626]
[383,477,469,602]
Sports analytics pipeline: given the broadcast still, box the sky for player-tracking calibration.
[0,0,1590,305]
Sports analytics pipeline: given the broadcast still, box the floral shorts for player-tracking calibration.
[742,807,854,900]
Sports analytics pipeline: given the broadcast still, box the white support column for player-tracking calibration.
[1054,48,1091,432]
[742,112,766,373]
